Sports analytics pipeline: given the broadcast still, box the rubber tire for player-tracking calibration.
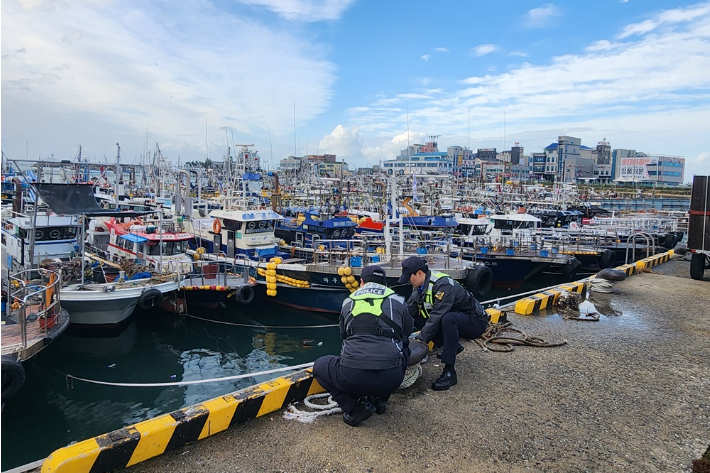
[465,266,493,297]
[236,285,255,305]
[663,233,677,250]
[690,253,706,280]
[2,356,26,402]
[598,249,615,269]
[138,288,163,310]
[562,258,583,279]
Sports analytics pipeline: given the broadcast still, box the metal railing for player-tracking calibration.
[3,269,63,355]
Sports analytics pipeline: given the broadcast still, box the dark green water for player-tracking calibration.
[1,271,576,470]
[1,303,341,470]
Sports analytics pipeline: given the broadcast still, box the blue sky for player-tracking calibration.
[2,0,709,181]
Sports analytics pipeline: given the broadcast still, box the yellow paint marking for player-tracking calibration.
[515,298,536,315]
[41,438,102,473]
[127,415,179,466]
[198,395,240,440]
[256,377,292,416]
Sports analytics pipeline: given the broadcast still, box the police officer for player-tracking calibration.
[313,265,413,427]
[398,256,488,391]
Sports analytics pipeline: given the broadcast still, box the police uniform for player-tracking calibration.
[313,267,413,426]
[399,257,488,390]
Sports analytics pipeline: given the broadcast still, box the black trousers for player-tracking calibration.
[431,311,487,366]
[313,353,409,414]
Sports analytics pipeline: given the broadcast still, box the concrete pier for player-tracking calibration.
[41,256,710,473]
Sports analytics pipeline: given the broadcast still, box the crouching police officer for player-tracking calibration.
[398,256,488,391]
[313,265,413,427]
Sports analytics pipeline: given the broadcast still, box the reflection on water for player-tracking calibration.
[1,303,340,470]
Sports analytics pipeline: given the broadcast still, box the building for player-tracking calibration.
[382,136,453,175]
[612,149,685,186]
[279,156,304,172]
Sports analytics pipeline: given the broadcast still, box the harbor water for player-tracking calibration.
[1,274,574,470]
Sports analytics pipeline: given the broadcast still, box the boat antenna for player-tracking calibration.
[293,103,297,157]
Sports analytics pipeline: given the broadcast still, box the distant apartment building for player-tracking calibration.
[279,156,304,172]
[383,136,453,175]
[477,148,497,162]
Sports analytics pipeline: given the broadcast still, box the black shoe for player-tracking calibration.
[342,398,376,427]
[431,368,457,391]
[368,396,387,415]
[436,342,465,359]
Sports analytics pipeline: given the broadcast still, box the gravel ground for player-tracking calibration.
[126,257,709,473]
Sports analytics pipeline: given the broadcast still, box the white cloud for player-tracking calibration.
[318,125,364,159]
[525,4,561,28]
[434,47,449,53]
[420,54,430,61]
[234,0,357,22]
[347,3,710,179]
[1,0,337,160]
[585,40,618,51]
[473,44,498,57]
[509,51,528,57]
[618,3,710,38]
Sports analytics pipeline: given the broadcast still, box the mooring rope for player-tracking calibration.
[283,362,424,423]
[65,362,315,388]
[185,313,339,329]
[477,322,568,352]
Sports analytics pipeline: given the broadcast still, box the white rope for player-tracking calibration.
[284,362,424,423]
[398,364,423,390]
[283,393,342,423]
[590,279,614,293]
[67,362,315,388]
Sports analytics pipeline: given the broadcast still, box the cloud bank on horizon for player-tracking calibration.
[2,0,709,180]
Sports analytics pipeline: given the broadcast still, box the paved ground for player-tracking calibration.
[125,257,709,473]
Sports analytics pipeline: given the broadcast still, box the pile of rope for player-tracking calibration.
[283,393,342,423]
[590,279,613,293]
[284,363,424,423]
[476,322,567,352]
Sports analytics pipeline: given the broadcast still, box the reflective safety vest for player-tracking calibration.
[345,286,404,340]
[420,271,451,319]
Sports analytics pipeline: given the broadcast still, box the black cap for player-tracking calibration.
[398,256,427,284]
[361,265,387,285]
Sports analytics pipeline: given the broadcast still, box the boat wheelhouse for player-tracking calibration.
[99,217,194,275]
[2,214,81,272]
[189,207,286,260]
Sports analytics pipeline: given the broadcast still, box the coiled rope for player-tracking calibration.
[590,279,614,293]
[283,362,424,423]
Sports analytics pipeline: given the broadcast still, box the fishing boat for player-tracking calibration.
[2,268,70,403]
[60,273,179,327]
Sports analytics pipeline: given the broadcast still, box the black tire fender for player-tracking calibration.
[562,258,583,279]
[663,233,677,250]
[598,249,615,269]
[2,356,26,402]
[236,285,255,305]
[465,265,493,297]
[138,288,163,310]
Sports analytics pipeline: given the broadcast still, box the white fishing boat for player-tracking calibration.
[61,275,179,327]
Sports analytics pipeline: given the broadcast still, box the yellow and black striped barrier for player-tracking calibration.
[42,369,324,473]
[635,250,673,270]
[513,250,674,316]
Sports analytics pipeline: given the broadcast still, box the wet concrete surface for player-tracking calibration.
[117,257,709,472]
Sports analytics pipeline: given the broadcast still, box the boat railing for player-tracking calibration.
[186,258,249,287]
[3,269,63,356]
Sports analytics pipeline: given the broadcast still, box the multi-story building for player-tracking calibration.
[612,149,685,185]
[383,136,453,175]
[279,156,304,172]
